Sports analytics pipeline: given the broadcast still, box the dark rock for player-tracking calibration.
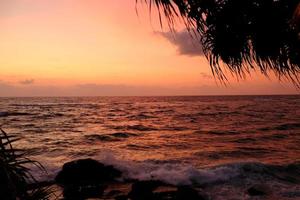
[107,189,123,197]
[115,195,129,200]
[153,191,177,200]
[128,181,206,200]
[175,186,206,200]
[271,163,300,183]
[128,180,164,200]
[247,185,267,196]
[56,158,122,199]
[63,185,105,200]
[55,158,122,186]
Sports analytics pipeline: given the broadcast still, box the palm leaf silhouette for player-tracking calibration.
[0,128,55,200]
[140,0,300,85]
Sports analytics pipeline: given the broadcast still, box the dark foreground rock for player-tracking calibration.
[128,180,164,200]
[116,180,207,200]
[55,158,122,199]
[56,158,121,186]
[56,159,208,200]
[63,184,106,200]
[247,185,267,196]
[175,186,207,200]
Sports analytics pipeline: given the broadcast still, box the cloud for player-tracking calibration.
[19,79,35,85]
[157,30,204,57]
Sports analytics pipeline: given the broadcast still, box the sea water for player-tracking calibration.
[0,96,299,199]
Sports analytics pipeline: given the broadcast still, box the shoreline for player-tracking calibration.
[32,159,300,200]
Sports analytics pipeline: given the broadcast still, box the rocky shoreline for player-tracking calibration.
[54,158,208,200]
[48,158,300,200]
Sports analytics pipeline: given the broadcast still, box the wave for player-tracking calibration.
[195,111,240,116]
[231,137,257,143]
[0,111,32,117]
[9,103,99,107]
[109,124,158,132]
[127,113,156,120]
[194,130,240,136]
[31,154,300,199]
[259,123,300,131]
[92,154,300,186]
[84,132,138,142]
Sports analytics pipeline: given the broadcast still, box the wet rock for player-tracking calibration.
[273,163,300,183]
[106,189,123,197]
[128,181,206,200]
[175,186,206,200]
[63,184,105,200]
[56,158,122,186]
[247,185,267,196]
[115,195,129,200]
[128,180,164,200]
[153,191,178,200]
[56,158,122,199]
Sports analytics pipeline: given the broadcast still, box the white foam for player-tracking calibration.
[33,151,295,187]
[96,153,241,185]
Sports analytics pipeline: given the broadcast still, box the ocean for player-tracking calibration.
[0,96,299,199]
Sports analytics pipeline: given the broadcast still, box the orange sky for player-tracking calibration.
[0,0,298,96]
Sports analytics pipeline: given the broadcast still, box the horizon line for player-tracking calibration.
[0,94,299,98]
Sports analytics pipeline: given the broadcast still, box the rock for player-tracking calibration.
[115,195,129,200]
[63,184,106,200]
[128,180,164,200]
[153,191,177,200]
[106,189,123,197]
[247,185,267,196]
[128,181,206,200]
[55,158,122,199]
[175,186,206,200]
[272,163,300,183]
[55,158,122,186]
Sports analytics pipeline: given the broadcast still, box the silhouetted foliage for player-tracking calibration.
[141,0,300,84]
[0,128,54,200]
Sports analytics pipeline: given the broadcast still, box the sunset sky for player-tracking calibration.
[0,0,298,96]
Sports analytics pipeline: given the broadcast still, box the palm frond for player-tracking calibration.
[0,128,54,200]
[26,186,57,200]
[140,0,300,85]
